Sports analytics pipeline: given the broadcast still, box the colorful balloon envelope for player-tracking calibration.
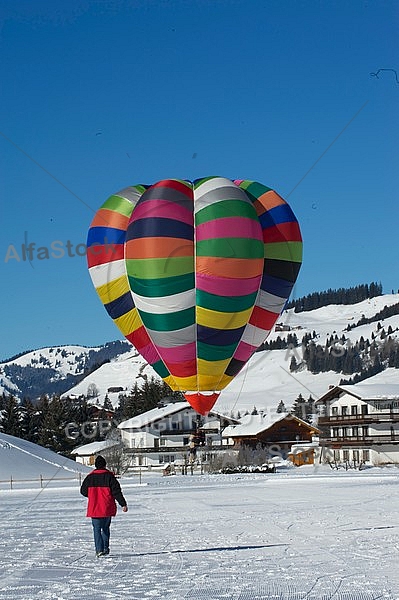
[87,177,302,414]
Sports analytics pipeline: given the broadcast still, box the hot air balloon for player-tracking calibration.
[87,177,302,415]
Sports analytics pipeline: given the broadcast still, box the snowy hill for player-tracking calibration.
[2,294,399,416]
[0,432,90,483]
[0,340,131,399]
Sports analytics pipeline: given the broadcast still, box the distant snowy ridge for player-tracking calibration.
[2,294,399,415]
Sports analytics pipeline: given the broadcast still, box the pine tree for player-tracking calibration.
[0,395,22,437]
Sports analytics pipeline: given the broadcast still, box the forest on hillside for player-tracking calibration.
[286,282,383,313]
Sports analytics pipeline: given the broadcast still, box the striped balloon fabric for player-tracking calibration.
[87,177,302,414]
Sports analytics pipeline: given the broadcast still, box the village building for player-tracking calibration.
[117,400,239,468]
[222,412,319,461]
[71,439,121,466]
[316,382,399,466]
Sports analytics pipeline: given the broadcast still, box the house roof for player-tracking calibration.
[222,412,317,438]
[71,439,120,455]
[316,382,399,404]
[118,401,191,429]
[118,402,239,430]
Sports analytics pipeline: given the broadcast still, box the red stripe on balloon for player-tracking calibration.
[249,305,279,330]
[86,244,124,268]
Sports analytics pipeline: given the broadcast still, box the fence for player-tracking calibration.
[0,473,84,490]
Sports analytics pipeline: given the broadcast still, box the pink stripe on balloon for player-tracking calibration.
[233,341,257,362]
[129,200,193,225]
[156,342,196,363]
[139,343,163,365]
[196,273,261,297]
[196,217,262,241]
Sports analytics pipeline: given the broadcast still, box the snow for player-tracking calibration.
[3,293,399,414]
[1,466,399,599]
[70,440,120,456]
[118,401,191,429]
[0,432,90,485]
[61,348,160,408]
[339,381,399,400]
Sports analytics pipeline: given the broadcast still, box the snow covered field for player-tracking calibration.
[1,467,399,600]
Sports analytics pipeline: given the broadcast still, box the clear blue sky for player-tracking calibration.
[1,0,398,361]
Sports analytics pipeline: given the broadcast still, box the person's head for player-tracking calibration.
[95,455,107,469]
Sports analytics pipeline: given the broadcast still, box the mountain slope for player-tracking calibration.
[0,432,90,482]
[2,294,399,415]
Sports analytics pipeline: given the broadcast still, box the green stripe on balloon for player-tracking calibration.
[101,195,136,215]
[151,360,171,379]
[197,341,238,361]
[197,289,258,313]
[129,273,195,297]
[195,200,258,224]
[239,181,272,196]
[126,256,194,279]
[138,307,195,331]
[264,241,303,262]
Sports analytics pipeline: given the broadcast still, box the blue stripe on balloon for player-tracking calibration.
[260,274,294,298]
[197,324,245,346]
[87,226,126,247]
[126,217,193,241]
[104,291,135,319]
[258,204,296,229]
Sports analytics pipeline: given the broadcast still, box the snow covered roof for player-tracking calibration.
[339,383,399,400]
[317,381,399,403]
[70,439,120,455]
[222,412,315,438]
[118,401,192,429]
[118,401,237,430]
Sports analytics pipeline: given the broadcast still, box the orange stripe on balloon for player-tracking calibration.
[125,237,194,259]
[196,257,264,279]
[253,190,286,215]
[90,208,130,230]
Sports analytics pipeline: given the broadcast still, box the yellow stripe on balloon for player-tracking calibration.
[197,357,230,377]
[114,308,143,336]
[196,305,254,330]
[96,276,130,304]
[166,375,200,391]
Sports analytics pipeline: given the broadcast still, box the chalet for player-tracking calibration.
[117,401,239,468]
[71,439,121,466]
[222,412,319,459]
[315,382,399,465]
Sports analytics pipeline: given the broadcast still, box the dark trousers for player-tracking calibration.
[91,517,111,553]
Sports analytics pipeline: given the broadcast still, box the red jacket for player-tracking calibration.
[80,468,127,518]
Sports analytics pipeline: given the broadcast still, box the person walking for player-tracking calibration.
[80,455,128,557]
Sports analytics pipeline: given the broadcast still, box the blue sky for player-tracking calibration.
[0,0,398,361]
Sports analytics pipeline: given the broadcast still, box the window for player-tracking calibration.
[351,405,358,415]
[362,450,370,462]
[341,406,348,416]
[334,450,340,461]
[160,438,166,446]
[183,437,189,445]
[331,406,338,416]
[332,427,339,438]
[353,450,360,462]
[341,427,348,438]
[361,404,368,415]
[352,426,359,438]
[343,450,349,461]
[362,426,369,437]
